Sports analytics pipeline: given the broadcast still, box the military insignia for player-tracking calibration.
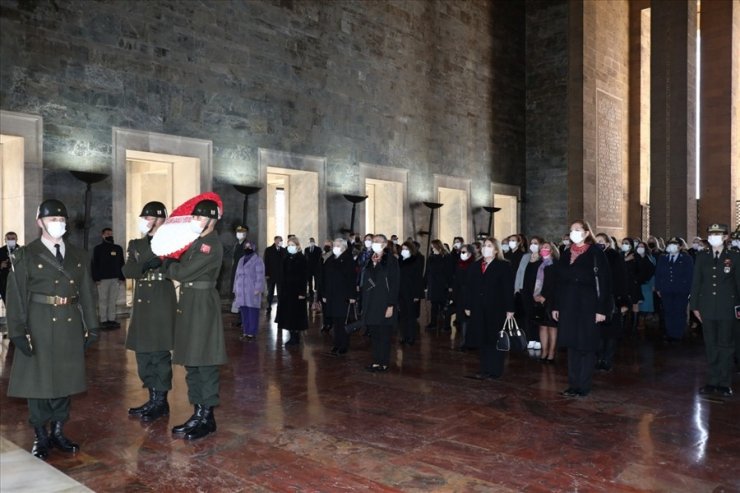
[200,244,211,254]
[724,258,732,274]
[111,251,117,256]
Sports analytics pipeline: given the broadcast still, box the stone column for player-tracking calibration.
[699,0,739,232]
[649,0,698,240]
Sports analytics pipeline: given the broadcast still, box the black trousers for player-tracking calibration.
[28,397,70,427]
[369,325,392,366]
[307,271,319,298]
[567,349,597,393]
[703,319,735,388]
[331,316,349,351]
[597,337,618,366]
[185,365,220,407]
[266,278,280,306]
[479,343,505,377]
[399,299,418,342]
[135,351,173,390]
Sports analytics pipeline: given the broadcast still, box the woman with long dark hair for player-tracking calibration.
[398,240,424,346]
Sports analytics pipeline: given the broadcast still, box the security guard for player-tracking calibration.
[655,237,694,342]
[167,199,227,440]
[122,201,175,422]
[690,223,740,397]
[6,199,98,459]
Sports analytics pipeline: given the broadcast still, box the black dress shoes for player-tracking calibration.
[31,425,51,460]
[717,387,734,397]
[698,385,718,395]
[49,421,79,453]
[128,388,154,416]
[561,388,580,397]
[141,390,169,422]
[184,407,217,440]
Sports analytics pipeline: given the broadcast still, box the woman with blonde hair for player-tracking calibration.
[276,236,308,347]
[425,238,454,331]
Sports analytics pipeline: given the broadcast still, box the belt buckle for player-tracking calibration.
[55,295,68,305]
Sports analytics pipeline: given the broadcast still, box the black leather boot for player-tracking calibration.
[31,425,51,460]
[128,388,154,416]
[49,421,79,453]
[184,407,216,440]
[171,405,203,435]
[141,390,169,422]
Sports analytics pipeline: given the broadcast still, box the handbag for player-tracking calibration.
[507,317,528,352]
[496,319,511,352]
[344,303,364,334]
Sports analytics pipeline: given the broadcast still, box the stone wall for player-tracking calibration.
[0,0,526,246]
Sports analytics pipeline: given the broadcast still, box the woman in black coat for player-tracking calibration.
[398,240,424,346]
[453,244,475,350]
[620,237,643,334]
[319,238,357,355]
[276,237,308,347]
[552,221,612,397]
[595,233,630,371]
[522,241,560,362]
[424,239,453,330]
[464,238,515,379]
[361,235,400,372]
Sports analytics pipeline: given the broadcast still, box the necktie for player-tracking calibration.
[715,251,720,264]
[481,260,487,273]
[54,244,63,264]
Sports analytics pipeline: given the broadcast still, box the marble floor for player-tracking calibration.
[0,307,738,492]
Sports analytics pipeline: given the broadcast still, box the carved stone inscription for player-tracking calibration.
[596,89,623,229]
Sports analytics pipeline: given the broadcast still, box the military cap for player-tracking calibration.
[36,199,68,219]
[236,225,248,233]
[140,201,168,218]
[707,223,729,234]
[667,236,683,245]
[192,199,220,219]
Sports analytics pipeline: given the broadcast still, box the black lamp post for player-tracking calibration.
[419,201,443,261]
[70,171,108,250]
[341,194,368,235]
[482,205,501,237]
[233,184,262,229]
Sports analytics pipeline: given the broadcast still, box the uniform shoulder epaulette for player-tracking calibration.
[10,245,26,263]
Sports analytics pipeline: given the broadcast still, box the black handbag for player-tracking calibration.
[507,317,528,352]
[496,319,510,351]
[344,303,364,334]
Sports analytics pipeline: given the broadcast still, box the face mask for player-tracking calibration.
[482,246,494,258]
[666,244,679,254]
[453,242,461,250]
[541,248,551,258]
[371,242,384,254]
[563,239,571,247]
[401,249,411,259]
[596,243,606,250]
[332,246,342,257]
[460,252,470,261]
[236,232,246,241]
[138,218,152,235]
[732,240,740,248]
[391,239,398,245]
[244,248,254,255]
[692,242,702,250]
[104,236,114,243]
[432,249,439,255]
[502,243,510,253]
[189,219,204,234]
[707,235,724,248]
[529,243,539,254]
[621,243,631,253]
[287,245,298,255]
[309,242,315,247]
[277,241,283,248]
[364,239,373,249]
[324,245,331,253]
[508,240,518,251]
[45,221,66,239]
[569,231,584,244]
[648,242,657,249]
[7,240,17,249]
[636,247,646,256]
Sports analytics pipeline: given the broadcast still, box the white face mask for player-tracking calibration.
[732,240,740,248]
[236,232,246,241]
[508,240,518,251]
[666,244,679,254]
[569,230,585,244]
[460,252,470,261]
[7,239,17,248]
[371,242,384,254]
[287,245,298,255]
[332,246,342,257]
[453,242,461,250]
[189,219,204,234]
[482,246,494,258]
[138,218,153,235]
[620,243,631,253]
[401,249,411,259]
[563,239,571,247]
[277,241,283,248]
[309,241,315,247]
[364,239,373,249]
[636,247,646,256]
[529,243,539,254]
[707,235,724,248]
[45,221,67,239]
[692,242,702,250]
[502,243,510,253]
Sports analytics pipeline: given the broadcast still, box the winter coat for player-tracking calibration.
[623,254,643,304]
[360,251,400,326]
[599,247,629,338]
[399,253,424,321]
[425,253,453,303]
[319,249,357,319]
[264,244,286,281]
[464,258,515,347]
[233,252,265,309]
[276,252,308,331]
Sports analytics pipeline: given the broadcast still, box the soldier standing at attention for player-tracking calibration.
[167,199,227,440]
[122,201,175,422]
[691,223,740,398]
[6,200,98,459]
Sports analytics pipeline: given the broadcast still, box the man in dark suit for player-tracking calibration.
[91,228,125,328]
[0,231,20,307]
[691,224,740,398]
[263,236,285,312]
[304,237,322,302]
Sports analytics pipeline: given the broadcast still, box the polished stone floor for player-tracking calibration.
[0,307,738,492]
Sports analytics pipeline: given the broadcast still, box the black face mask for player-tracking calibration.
[323,246,331,253]
[104,236,114,244]
[648,242,656,249]
[244,248,254,255]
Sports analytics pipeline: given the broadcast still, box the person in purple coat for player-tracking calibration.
[233,241,265,340]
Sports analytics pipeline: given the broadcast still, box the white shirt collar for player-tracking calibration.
[40,236,65,258]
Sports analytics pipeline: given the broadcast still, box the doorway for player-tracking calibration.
[493,193,519,239]
[266,167,318,246]
[365,178,403,238]
[0,135,25,242]
[437,187,468,244]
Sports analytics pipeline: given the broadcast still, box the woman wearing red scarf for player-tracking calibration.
[552,220,612,397]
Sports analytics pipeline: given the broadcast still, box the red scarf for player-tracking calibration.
[570,243,590,264]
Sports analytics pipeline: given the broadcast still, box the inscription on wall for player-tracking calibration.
[596,89,623,229]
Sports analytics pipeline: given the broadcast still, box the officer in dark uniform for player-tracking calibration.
[1,231,20,306]
[655,237,694,342]
[6,199,98,459]
[122,201,176,422]
[690,223,740,397]
[167,199,227,440]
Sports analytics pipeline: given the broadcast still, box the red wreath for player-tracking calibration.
[151,192,223,259]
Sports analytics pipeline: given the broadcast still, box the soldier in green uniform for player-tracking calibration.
[122,201,176,422]
[690,223,740,397]
[6,199,98,459]
[167,199,227,440]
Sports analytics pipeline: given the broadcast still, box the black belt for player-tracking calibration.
[142,272,165,281]
[30,294,79,306]
[181,281,216,289]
